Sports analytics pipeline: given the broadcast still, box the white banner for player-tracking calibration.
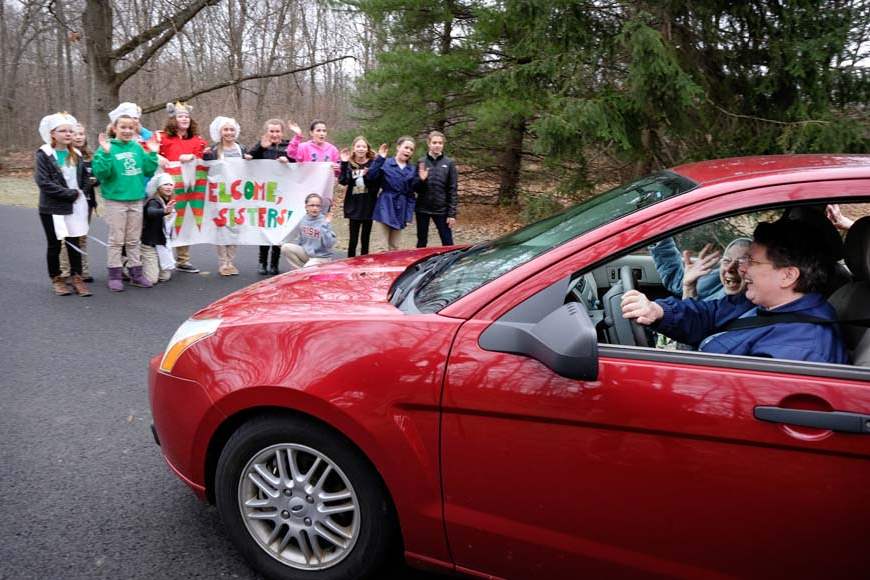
[164,159,334,247]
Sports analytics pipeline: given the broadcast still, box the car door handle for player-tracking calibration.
[754,406,870,434]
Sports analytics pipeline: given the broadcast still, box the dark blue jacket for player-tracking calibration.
[654,293,848,363]
[370,156,418,229]
[650,237,722,300]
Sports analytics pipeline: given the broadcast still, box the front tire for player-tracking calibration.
[215,415,398,580]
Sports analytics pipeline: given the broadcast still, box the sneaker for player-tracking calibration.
[257,263,268,275]
[176,263,200,273]
[269,265,280,276]
[219,265,232,277]
[226,264,240,276]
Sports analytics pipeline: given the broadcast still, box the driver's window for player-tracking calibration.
[566,204,859,367]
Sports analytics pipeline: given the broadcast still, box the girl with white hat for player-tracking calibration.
[92,111,160,291]
[141,173,177,284]
[35,112,92,296]
[204,116,250,276]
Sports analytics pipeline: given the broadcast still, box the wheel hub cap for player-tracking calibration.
[237,443,360,570]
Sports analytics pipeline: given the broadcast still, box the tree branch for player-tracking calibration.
[47,0,77,34]
[707,97,831,126]
[113,0,219,60]
[113,27,178,88]
[140,56,357,113]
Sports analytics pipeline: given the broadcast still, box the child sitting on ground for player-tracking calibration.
[280,193,337,270]
[141,173,177,284]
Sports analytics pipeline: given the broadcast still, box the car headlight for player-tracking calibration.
[159,318,222,373]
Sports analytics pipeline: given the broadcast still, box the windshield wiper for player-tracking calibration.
[390,250,463,306]
[415,248,468,293]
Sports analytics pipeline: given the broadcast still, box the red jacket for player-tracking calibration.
[158,131,207,161]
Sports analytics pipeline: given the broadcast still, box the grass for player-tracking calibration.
[0,177,38,208]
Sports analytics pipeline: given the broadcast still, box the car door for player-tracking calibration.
[440,193,870,578]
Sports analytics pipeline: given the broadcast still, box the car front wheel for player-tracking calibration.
[215,415,398,580]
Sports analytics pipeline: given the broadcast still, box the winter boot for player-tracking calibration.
[129,265,153,288]
[70,274,92,297]
[269,253,280,276]
[107,267,124,292]
[52,275,71,296]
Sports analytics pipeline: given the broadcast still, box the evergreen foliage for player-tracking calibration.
[346,0,869,208]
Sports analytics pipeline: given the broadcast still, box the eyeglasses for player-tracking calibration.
[305,203,322,207]
[735,256,773,267]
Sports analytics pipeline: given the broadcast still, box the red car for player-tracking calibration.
[149,154,870,580]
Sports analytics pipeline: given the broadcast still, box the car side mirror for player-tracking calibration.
[479,301,599,381]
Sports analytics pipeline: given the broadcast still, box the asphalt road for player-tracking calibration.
[0,205,444,579]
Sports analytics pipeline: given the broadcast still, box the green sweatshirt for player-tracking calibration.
[92,139,158,201]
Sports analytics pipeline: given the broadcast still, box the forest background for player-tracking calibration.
[1,0,868,227]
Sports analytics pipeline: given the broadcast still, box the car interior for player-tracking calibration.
[565,203,870,367]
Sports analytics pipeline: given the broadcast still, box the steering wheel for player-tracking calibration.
[619,265,652,347]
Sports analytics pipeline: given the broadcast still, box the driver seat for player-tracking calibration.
[829,216,870,366]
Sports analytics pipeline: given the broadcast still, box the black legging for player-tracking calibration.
[40,212,81,278]
[258,245,281,267]
[348,219,373,257]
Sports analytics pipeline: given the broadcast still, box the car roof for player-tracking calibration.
[672,154,870,186]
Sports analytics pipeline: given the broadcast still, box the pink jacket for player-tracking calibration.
[287,134,340,173]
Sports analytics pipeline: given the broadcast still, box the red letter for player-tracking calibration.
[213,208,227,227]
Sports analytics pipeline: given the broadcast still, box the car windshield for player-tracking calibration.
[414,171,697,313]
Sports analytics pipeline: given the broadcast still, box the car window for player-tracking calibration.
[414,171,697,313]
[573,203,865,369]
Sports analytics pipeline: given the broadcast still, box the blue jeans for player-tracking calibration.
[415,213,453,247]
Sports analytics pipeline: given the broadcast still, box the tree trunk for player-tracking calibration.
[497,117,526,206]
[82,0,119,136]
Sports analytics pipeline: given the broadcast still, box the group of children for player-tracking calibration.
[35,101,460,296]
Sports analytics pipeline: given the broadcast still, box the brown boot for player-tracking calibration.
[70,274,92,297]
[52,275,71,296]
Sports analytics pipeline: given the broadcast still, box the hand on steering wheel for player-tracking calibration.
[619,266,654,347]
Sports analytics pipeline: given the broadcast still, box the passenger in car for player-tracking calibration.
[622,219,848,364]
[681,238,751,299]
[651,237,719,298]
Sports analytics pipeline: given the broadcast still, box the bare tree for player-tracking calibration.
[81,0,220,133]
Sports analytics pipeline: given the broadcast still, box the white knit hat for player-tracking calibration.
[108,102,142,123]
[147,173,175,196]
[38,112,78,145]
[209,116,241,143]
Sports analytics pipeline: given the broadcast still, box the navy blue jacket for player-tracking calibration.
[370,156,418,229]
[654,293,848,363]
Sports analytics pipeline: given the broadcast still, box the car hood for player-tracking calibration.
[193,248,448,322]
